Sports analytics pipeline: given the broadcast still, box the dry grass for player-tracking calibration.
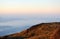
[0,22,60,39]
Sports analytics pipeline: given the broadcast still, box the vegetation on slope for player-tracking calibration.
[0,22,60,39]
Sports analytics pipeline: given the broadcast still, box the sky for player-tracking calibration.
[0,0,60,26]
[0,0,60,14]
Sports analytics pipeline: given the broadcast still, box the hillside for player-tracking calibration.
[0,22,60,39]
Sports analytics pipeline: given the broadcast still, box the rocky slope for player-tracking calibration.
[0,22,60,39]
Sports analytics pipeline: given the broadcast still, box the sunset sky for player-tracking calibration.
[0,0,60,26]
[0,0,60,15]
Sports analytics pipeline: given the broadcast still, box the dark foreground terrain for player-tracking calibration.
[0,22,60,39]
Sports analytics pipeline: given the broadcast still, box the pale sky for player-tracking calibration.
[0,0,60,14]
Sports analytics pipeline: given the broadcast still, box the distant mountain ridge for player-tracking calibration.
[0,22,60,39]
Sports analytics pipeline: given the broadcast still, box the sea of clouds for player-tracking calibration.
[0,13,60,36]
